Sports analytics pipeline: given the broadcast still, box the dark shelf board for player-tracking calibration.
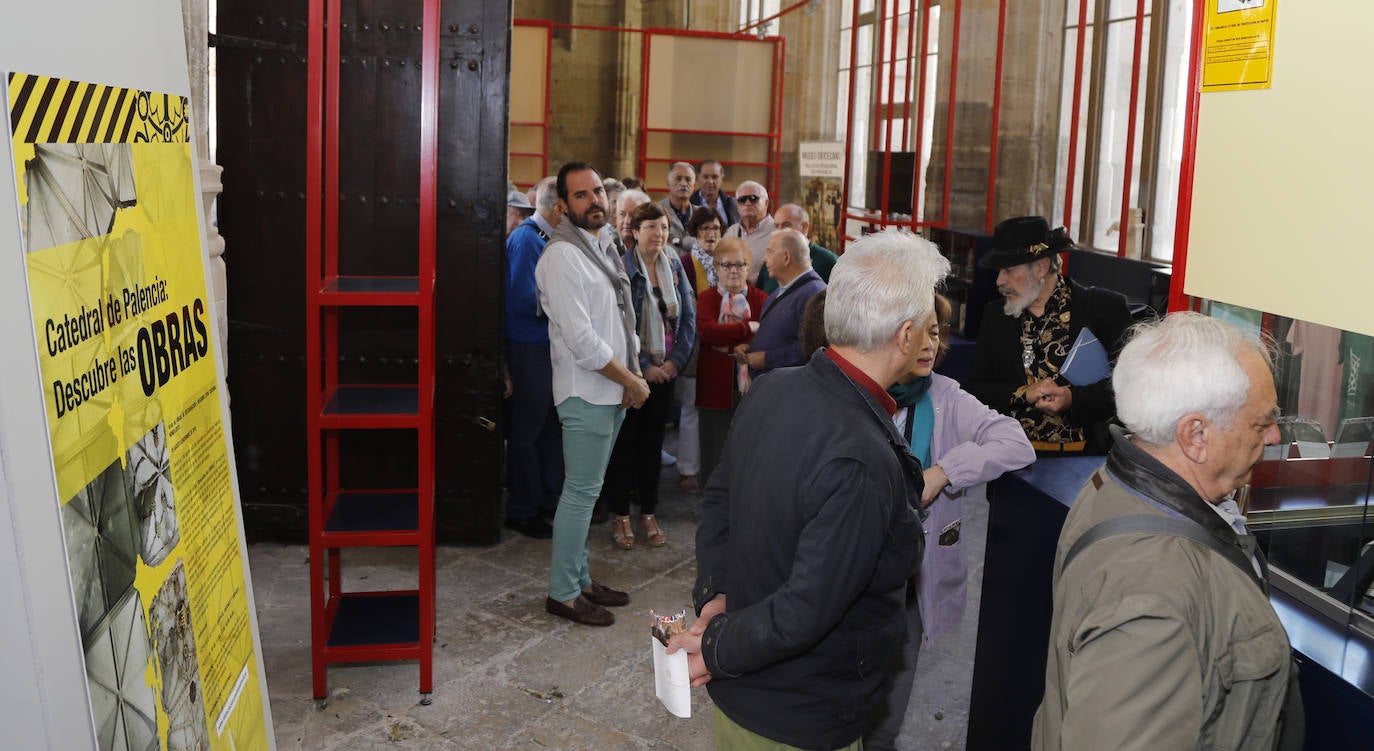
[324,385,419,416]
[325,491,421,536]
[326,592,420,648]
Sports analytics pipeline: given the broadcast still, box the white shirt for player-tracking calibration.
[535,227,638,406]
[1210,496,1264,578]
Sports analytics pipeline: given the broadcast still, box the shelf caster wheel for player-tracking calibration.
[419,693,433,706]
[314,698,328,711]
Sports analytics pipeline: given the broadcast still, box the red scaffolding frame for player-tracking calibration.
[305,0,438,701]
[509,19,553,189]
[508,20,785,200]
[1057,0,1154,260]
[637,28,785,200]
[1167,0,1207,313]
[839,0,1006,250]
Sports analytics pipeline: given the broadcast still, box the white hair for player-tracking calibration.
[824,230,950,353]
[1113,312,1271,445]
[618,189,651,209]
[667,161,695,178]
[736,180,768,201]
[534,176,559,212]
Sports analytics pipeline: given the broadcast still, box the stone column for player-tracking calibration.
[181,0,229,369]
[611,0,643,180]
[777,0,842,204]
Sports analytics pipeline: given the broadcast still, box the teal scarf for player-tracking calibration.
[888,375,932,407]
[889,376,934,468]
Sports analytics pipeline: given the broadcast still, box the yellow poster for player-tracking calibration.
[7,71,271,751]
[1202,0,1278,91]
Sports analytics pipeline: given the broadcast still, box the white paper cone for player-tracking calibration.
[652,637,692,718]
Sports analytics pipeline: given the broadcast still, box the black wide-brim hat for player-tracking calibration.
[978,215,1075,270]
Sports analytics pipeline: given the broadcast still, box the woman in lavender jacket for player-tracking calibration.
[914,310,1037,641]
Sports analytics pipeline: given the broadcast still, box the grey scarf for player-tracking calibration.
[551,219,641,375]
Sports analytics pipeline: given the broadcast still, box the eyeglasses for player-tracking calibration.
[736,194,763,204]
[698,226,722,234]
[718,261,747,270]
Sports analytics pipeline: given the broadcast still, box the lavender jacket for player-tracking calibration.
[914,374,1035,641]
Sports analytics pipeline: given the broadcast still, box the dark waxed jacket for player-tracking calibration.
[693,350,925,750]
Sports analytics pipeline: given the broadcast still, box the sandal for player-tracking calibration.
[612,515,635,550]
[641,514,667,547]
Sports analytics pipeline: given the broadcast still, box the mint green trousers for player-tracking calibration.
[548,397,624,603]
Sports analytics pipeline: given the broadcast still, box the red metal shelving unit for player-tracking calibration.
[305,0,439,702]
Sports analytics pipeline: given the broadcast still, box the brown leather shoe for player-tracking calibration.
[545,596,614,627]
[582,580,630,607]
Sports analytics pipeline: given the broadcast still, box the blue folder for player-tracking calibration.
[1060,328,1111,386]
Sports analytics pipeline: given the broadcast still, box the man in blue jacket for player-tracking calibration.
[736,229,826,377]
[671,230,950,750]
[503,176,562,538]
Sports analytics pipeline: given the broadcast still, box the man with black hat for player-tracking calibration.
[965,216,1132,454]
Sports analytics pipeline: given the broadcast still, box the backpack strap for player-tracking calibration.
[1058,500,1303,750]
[1061,512,1265,593]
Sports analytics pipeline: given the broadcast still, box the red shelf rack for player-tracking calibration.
[304,0,439,702]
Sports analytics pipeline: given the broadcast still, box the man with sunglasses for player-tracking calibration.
[723,180,775,284]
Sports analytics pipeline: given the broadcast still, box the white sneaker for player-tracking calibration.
[660,450,677,467]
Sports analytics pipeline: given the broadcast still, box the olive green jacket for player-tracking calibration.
[1032,438,1297,750]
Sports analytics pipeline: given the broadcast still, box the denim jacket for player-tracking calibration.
[623,249,697,374]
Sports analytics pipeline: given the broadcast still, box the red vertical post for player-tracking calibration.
[900,0,918,154]
[942,0,962,228]
[912,0,931,225]
[304,0,325,701]
[416,0,440,696]
[542,24,552,177]
[1063,0,1090,233]
[839,0,863,251]
[638,31,653,183]
[1117,0,1148,257]
[772,36,785,199]
[984,0,1006,232]
[882,0,902,221]
[872,0,889,217]
[1169,0,1206,312]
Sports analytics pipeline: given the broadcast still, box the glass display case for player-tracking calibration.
[1209,302,1374,743]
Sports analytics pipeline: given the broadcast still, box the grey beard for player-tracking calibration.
[1002,277,1046,316]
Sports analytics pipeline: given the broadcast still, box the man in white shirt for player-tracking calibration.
[723,180,776,284]
[535,162,651,627]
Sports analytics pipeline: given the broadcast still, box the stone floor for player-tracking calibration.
[250,438,988,751]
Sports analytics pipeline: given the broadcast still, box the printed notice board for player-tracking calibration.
[5,71,272,751]
[1202,0,1278,91]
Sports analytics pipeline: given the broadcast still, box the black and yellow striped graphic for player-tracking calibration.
[8,73,189,145]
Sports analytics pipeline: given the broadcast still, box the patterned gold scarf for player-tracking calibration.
[1014,277,1081,443]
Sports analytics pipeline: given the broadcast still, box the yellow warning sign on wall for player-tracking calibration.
[1202,0,1278,91]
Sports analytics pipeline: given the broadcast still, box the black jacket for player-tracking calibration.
[694,350,925,749]
[964,277,1131,454]
[690,189,740,227]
